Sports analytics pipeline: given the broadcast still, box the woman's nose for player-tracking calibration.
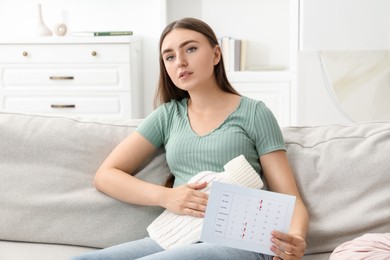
[176,54,187,67]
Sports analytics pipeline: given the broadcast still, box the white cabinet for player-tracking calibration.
[166,0,298,126]
[0,36,142,118]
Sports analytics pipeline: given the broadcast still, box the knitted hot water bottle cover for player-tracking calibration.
[147,154,264,250]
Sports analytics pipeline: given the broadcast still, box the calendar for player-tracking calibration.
[200,182,296,256]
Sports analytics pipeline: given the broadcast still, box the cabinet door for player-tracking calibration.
[233,82,290,126]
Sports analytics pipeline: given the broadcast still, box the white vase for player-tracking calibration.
[36,4,52,36]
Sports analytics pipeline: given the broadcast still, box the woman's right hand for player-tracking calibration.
[162,181,209,217]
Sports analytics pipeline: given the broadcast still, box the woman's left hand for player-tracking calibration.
[270,230,306,260]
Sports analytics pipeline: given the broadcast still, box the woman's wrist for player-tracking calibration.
[154,185,171,208]
[288,230,306,241]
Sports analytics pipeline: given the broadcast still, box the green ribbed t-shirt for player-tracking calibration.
[136,96,286,187]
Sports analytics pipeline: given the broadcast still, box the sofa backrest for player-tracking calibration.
[1,111,389,256]
[0,112,170,249]
[282,122,390,255]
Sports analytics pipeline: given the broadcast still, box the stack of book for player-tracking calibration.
[219,36,246,72]
[70,31,133,37]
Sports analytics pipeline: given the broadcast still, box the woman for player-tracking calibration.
[73,17,308,260]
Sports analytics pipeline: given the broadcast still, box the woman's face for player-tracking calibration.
[161,28,221,92]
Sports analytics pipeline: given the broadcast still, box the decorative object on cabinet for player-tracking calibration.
[70,31,133,37]
[35,4,52,36]
[0,36,142,119]
[54,23,67,36]
[53,9,68,37]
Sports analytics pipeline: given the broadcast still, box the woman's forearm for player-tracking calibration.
[93,168,168,207]
[289,196,309,239]
[94,168,209,217]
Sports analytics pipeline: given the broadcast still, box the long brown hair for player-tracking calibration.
[154,17,239,107]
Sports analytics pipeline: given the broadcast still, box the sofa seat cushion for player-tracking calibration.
[282,122,390,255]
[0,112,170,249]
[0,240,97,260]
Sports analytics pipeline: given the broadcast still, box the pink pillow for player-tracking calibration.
[330,233,390,260]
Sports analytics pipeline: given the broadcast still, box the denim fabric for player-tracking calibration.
[71,237,272,260]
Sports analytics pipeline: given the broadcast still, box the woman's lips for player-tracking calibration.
[179,71,192,80]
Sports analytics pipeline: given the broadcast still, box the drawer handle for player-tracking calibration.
[22,51,28,56]
[91,51,97,56]
[51,104,76,109]
[49,76,74,80]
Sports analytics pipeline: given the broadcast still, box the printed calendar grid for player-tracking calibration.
[201,182,296,256]
[213,191,291,247]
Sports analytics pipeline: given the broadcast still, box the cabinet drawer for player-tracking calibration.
[1,64,130,90]
[0,44,130,63]
[3,94,131,116]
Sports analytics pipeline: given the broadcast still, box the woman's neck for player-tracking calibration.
[187,89,240,115]
[186,90,241,136]
[188,89,228,111]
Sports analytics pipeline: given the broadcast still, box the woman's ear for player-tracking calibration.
[213,45,222,65]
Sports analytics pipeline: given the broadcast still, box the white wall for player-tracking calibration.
[297,52,351,125]
[297,0,390,126]
[0,0,167,117]
[300,0,390,50]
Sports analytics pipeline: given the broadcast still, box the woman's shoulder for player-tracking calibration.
[240,96,268,111]
[238,96,277,123]
[143,98,187,125]
[137,98,187,141]
[160,98,187,109]
[153,98,187,115]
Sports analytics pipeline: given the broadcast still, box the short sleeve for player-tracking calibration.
[135,105,168,148]
[250,101,286,156]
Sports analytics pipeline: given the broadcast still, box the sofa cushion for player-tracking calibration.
[0,112,170,249]
[0,240,97,260]
[282,122,390,255]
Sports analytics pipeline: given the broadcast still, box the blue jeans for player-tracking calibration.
[71,237,272,260]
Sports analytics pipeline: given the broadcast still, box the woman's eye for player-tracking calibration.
[187,47,197,53]
[165,55,174,61]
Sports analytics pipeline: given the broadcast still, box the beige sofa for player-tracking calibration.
[1,111,389,260]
